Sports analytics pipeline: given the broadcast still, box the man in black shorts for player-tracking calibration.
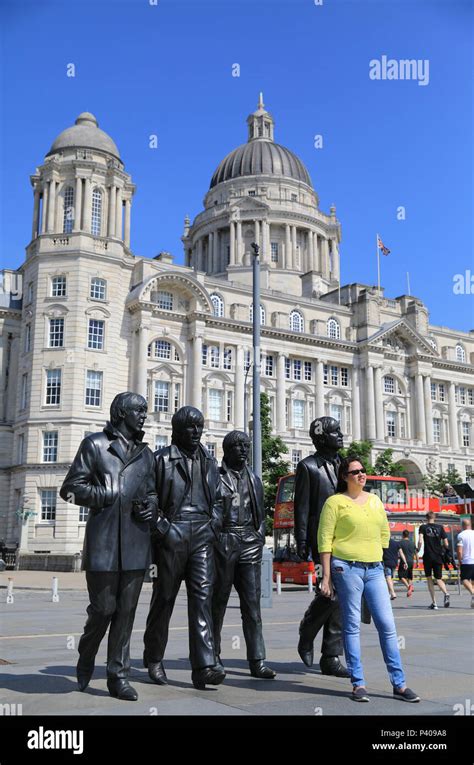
[417,511,450,610]
[398,530,417,597]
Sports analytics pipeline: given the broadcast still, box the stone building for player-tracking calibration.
[0,98,473,563]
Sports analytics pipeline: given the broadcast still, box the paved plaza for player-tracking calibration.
[1,571,473,717]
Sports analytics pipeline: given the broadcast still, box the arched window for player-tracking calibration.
[210,293,224,317]
[151,290,173,310]
[148,340,172,360]
[290,310,304,333]
[456,344,466,363]
[63,186,74,233]
[327,318,340,340]
[250,304,265,325]
[91,188,102,236]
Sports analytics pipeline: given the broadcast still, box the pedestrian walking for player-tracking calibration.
[456,517,474,608]
[417,511,450,609]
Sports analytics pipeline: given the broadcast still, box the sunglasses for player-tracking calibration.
[347,468,367,476]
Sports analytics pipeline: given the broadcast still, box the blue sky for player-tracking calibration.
[1,0,472,331]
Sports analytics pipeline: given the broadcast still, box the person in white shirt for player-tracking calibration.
[456,517,474,609]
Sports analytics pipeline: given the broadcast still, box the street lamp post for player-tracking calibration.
[251,241,262,479]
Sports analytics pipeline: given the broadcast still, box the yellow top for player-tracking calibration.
[317,492,390,563]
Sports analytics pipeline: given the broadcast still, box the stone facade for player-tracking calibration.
[0,101,473,557]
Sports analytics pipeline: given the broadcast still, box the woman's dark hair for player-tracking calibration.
[336,455,364,493]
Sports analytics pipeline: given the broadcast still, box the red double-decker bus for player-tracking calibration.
[273,473,468,585]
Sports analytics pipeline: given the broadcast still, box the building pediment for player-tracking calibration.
[230,197,270,217]
[363,319,438,357]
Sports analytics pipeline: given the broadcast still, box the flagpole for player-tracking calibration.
[376,233,381,295]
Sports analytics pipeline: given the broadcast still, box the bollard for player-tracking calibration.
[6,577,14,604]
[308,572,313,593]
[51,576,59,603]
[276,570,282,595]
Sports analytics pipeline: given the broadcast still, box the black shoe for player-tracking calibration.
[351,686,370,702]
[393,686,420,703]
[107,678,138,701]
[297,638,314,668]
[191,666,226,690]
[319,656,350,678]
[147,661,168,685]
[76,662,94,692]
[249,660,277,679]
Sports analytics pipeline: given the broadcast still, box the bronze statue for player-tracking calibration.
[294,416,350,678]
[212,431,276,679]
[143,406,225,690]
[60,392,157,701]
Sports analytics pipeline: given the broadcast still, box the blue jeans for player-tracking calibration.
[330,557,406,689]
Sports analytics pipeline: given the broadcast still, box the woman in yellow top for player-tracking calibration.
[318,457,420,703]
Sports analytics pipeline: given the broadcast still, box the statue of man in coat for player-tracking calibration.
[143,406,225,690]
[294,416,350,678]
[60,392,157,701]
[212,431,276,679]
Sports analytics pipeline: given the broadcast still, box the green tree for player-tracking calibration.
[339,440,373,473]
[373,448,406,477]
[258,392,290,523]
[423,467,463,497]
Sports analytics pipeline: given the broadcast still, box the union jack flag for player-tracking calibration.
[377,235,391,256]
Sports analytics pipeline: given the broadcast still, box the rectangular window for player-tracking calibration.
[24,324,31,353]
[223,348,232,370]
[265,355,274,377]
[153,381,169,413]
[51,275,67,297]
[17,433,24,464]
[323,364,328,385]
[248,190,256,197]
[43,431,58,462]
[27,282,34,303]
[270,242,279,263]
[304,361,312,381]
[438,384,445,402]
[244,350,251,371]
[431,382,437,401]
[21,373,28,409]
[448,463,455,473]
[206,443,216,458]
[41,489,56,522]
[87,319,105,350]
[210,346,220,368]
[285,358,291,379]
[384,376,395,394]
[292,450,302,470]
[462,422,470,447]
[49,317,64,347]
[79,506,89,523]
[330,404,342,424]
[45,369,61,405]
[386,411,396,438]
[85,370,103,407]
[466,465,472,480]
[293,359,302,381]
[341,367,349,387]
[155,435,168,451]
[292,399,305,429]
[174,383,180,413]
[157,291,173,310]
[90,277,107,300]
[226,391,232,422]
[459,387,466,405]
[433,418,441,444]
[331,365,338,386]
[209,389,223,421]
[469,389,474,406]
[291,193,297,202]
[202,344,208,366]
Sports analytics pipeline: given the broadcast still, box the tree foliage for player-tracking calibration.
[339,440,373,473]
[423,467,463,497]
[373,448,406,477]
[259,392,290,519]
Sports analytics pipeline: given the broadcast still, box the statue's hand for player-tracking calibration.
[133,498,156,523]
[297,542,309,561]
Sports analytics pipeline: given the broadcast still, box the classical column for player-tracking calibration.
[234,345,245,429]
[276,352,286,433]
[321,238,330,277]
[415,373,427,442]
[448,381,459,450]
[424,375,434,445]
[291,225,297,269]
[115,187,122,239]
[46,180,56,232]
[197,238,203,271]
[365,366,376,440]
[207,232,213,272]
[352,366,361,440]
[191,335,203,409]
[229,221,236,266]
[308,229,315,272]
[107,185,116,236]
[331,239,340,281]
[124,199,131,248]
[32,189,40,239]
[41,183,49,234]
[315,359,324,418]
[74,177,83,232]
[83,178,92,233]
[262,220,270,263]
[374,366,385,441]
[236,221,242,264]
[254,220,260,252]
[285,223,291,269]
[135,324,149,399]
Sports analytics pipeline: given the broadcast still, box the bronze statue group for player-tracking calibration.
[61,391,419,704]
